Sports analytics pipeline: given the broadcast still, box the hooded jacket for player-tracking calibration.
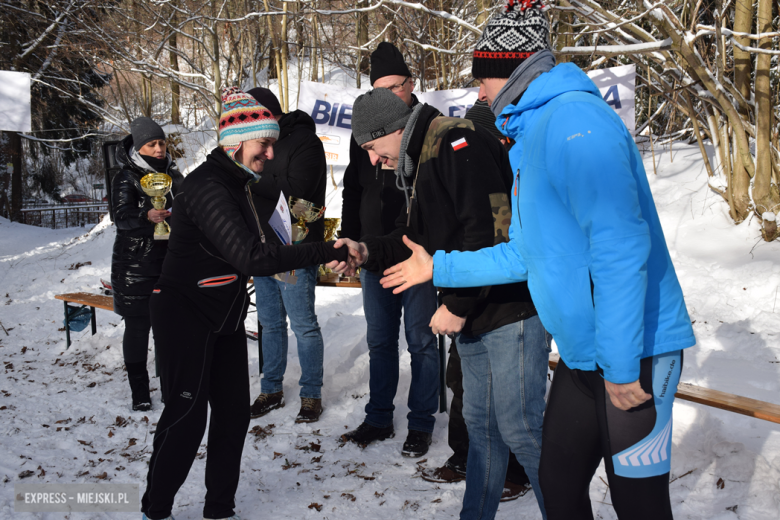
[250,110,326,245]
[360,104,536,337]
[155,147,347,333]
[110,134,184,317]
[341,94,420,241]
[432,63,695,383]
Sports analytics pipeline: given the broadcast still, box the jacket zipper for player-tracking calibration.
[246,185,266,244]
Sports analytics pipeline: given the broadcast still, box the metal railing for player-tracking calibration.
[19,204,108,229]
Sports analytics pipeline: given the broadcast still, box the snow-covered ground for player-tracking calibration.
[1,142,779,520]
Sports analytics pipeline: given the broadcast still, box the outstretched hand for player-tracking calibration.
[604,379,652,411]
[380,235,433,294]
[325,238,367,277]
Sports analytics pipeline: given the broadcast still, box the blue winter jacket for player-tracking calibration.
[433,63,695,383]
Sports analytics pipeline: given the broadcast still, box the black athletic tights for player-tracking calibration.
[539,357,679,520]
[141,291,250,520]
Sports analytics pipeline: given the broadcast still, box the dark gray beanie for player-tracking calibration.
[351,88,412,146]
[130,117,166,149]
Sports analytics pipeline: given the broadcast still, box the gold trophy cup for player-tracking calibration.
[323,217,341,242]
[288,196,325,244]
[319,218,342,278]
[140,173,173,240]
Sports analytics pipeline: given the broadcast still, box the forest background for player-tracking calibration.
[0,0,778,242]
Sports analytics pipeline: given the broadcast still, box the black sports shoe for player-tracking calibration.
[341,422,394,448]
[249,391,284,419]
[402,430,432,458]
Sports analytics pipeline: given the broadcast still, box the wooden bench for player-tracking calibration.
[54,292,114,348]
[547,353,780,425]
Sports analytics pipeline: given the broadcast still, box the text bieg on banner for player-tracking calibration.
[298,64,636,166]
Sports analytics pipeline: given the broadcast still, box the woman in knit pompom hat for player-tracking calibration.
[140,87,347,520]
[218,86,280,176]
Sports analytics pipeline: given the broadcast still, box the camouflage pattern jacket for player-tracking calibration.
[361,104,536,336]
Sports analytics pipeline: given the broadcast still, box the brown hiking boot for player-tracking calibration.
[295,397,323,423]
[249,391,284,419]
[500,480,531,502]
[421,463,466,483]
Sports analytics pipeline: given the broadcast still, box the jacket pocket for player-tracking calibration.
[197,275,238,288]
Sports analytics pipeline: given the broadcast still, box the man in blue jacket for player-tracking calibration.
[376,2,696,519]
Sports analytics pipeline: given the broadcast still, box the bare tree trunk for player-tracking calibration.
[2,132,23,221]
[169,20,181,124]
[311,14,319,82]
[728,0,753,222]
[210,0,222,119]
[475,0,491,27]
[356,0,370,88]
[281,2,290,111]
[753,0,779,240]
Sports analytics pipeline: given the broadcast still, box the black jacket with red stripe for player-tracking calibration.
[156,148,347,333]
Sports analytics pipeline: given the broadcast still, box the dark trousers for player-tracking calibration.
[123,315,151,365]
[539,354,682,520]
[141,292,250,520]
[446,342,529,485]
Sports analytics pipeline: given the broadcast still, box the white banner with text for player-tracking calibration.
[297,64,636,166]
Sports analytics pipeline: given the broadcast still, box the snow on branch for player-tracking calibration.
[558,38,672,56]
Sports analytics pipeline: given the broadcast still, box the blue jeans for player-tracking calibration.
[458,316,550,520]
[255,265,324,399]
[360,269,439,433]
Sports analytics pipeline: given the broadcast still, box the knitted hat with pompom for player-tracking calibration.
[218,86,279,160]
[472,0,551,80]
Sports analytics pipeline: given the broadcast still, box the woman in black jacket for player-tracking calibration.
[140,88,347,520]
[111,117,183,411]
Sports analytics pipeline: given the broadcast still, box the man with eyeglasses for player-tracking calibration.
[340,42,440,458]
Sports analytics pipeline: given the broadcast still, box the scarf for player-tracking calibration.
[490,49,556,118]
[395,102,425,208]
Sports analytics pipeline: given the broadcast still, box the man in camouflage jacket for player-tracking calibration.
[333,88,548,519]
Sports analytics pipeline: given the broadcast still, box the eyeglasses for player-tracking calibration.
[388,77,411,93]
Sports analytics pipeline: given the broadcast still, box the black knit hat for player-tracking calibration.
[465,100,504,141]
[472,0,551,79]
[370,42,412,86]
[246,87,284,117]
[130,117,166,149]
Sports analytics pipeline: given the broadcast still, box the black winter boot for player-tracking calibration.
[126,361,152,411]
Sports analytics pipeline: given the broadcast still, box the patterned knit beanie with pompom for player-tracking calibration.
[471,0,551,80]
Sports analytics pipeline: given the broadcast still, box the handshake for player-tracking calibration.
[324,238,367,278]
[324,235,435,295]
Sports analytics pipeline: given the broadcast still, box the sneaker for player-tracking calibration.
[295,397,323,423]
[500,480,532,502]
[341,422,394,448]
[203,516,240,520]
[142,514,174,520]
[402,430,432,458]
[249,391,284,419]
[421,463,466,483]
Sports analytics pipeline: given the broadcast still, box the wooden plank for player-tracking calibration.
[55,292,114,311]
[547,353,780,425]
[317,273,362,288]
[676,383,780,424]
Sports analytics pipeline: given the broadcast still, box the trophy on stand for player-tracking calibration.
[140,173,173,240]
[288,196,325,244]
[319,218,342,279]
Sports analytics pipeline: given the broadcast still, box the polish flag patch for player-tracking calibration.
[451,137,468,151]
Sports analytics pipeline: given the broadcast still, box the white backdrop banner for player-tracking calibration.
[0,71,32,132]
[586,64,636,134]
[297,64,636,166]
